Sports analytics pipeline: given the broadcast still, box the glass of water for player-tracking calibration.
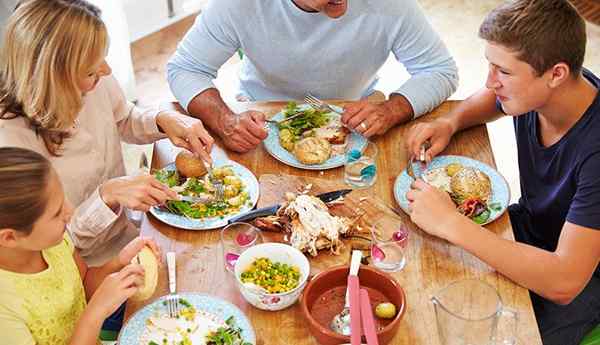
[370,219,409,272]
[220,222,263,272]
[344,140,378,188]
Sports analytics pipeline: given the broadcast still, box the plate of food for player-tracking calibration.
[263,102,367,170]
[150,152,260,230]
[249,192,370,256]
[119,293,256,345]
[394,155,510,225]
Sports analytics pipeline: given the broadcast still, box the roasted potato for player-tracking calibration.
[212,166,234,179]
[223,175,242,189]
[279,128,296,151]
[224,184,240,198]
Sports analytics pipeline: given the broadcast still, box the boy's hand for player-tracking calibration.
[87,264,144,318]
[405,118,454,162]
[405,179,462,240]
[118,237,161,267]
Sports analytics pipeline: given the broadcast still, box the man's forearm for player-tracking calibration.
[384,94,415,126]
[187,88,235,137]
[444,87,503,135]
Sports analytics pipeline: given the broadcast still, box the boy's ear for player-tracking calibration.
[0,228,21,248]
[547,62,571,89]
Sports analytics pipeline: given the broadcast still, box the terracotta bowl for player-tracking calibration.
[300,265,406,345]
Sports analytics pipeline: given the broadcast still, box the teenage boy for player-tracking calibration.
[405,1,600,344]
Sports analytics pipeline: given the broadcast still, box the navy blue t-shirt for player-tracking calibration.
[499,69,600,274]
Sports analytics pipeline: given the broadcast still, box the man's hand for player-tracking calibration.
[156,110,214,164]
[342,95,413,137]
[220,110,268,152]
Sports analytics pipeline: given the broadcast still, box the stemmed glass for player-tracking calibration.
[370,219,409,272]
[220,222,263,272]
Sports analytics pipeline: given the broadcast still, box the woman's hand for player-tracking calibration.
[405,118,455,162]
[406,179,463,241]
[100,175,178,212]
[87,264,144,319]
[118,236,161,267]
[156,110,214,165]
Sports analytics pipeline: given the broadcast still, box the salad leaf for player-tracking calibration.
[154,169,180,187]
[206,316,252,345]
[278,102,330,138]
[472,208,491,224]
[184,177,205,195]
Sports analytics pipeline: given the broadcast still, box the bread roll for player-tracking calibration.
[131,246,158,302]
[175,151,207,177]
[293,137,331,165]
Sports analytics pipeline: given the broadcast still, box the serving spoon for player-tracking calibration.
[330,250,363,335]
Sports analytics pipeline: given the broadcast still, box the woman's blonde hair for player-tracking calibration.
[0,0,108,155]
[0,147,51,234]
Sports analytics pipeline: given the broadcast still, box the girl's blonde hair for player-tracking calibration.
[0,0,108,156]
[0,147,51,234]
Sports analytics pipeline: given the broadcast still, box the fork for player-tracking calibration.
[406,141,431,180]
[304,93,343,115]
[265,111,305,125]
[209,173,225,202]
[166,251,180,318]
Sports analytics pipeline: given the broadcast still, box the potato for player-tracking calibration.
[279,128,295,151]
[175,151,207,178]
[212,166,234,179]
[224,184,240,198]
[223,175,242,189]
[130,246,158,302]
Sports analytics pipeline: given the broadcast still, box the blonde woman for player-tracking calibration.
[0,147,159,345]
[0,0,214,266]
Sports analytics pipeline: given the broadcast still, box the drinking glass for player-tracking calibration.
[344,141,378,188]
[369,218,409,272]
[220,222,263,272]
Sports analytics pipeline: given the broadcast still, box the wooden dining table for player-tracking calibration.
[124,99,543,345]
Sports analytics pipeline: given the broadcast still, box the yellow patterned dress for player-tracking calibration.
[0,234,87,345]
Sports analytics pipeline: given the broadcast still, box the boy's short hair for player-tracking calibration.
[479,0,586,77]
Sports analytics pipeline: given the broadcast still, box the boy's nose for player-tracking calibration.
[485,71,501,90]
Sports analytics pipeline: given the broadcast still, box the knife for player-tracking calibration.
[227,189,352,224]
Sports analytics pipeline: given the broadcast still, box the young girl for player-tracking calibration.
[0,0,214,266]
[0,147,160,345]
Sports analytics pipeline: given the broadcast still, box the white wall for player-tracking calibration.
[123,0,205,42]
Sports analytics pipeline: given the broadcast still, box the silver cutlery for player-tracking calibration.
[166,251,181,318]
[304,93,343,115]
[406,141,431,180]
[265,111,305,125]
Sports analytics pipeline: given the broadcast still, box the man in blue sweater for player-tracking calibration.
[167,0,458,152]
[405,1,600,344]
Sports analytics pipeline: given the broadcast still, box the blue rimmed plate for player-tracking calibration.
[393,155,510,225]
[149,160,259,230]
[263,104,367,170]
[119,293,256,345]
